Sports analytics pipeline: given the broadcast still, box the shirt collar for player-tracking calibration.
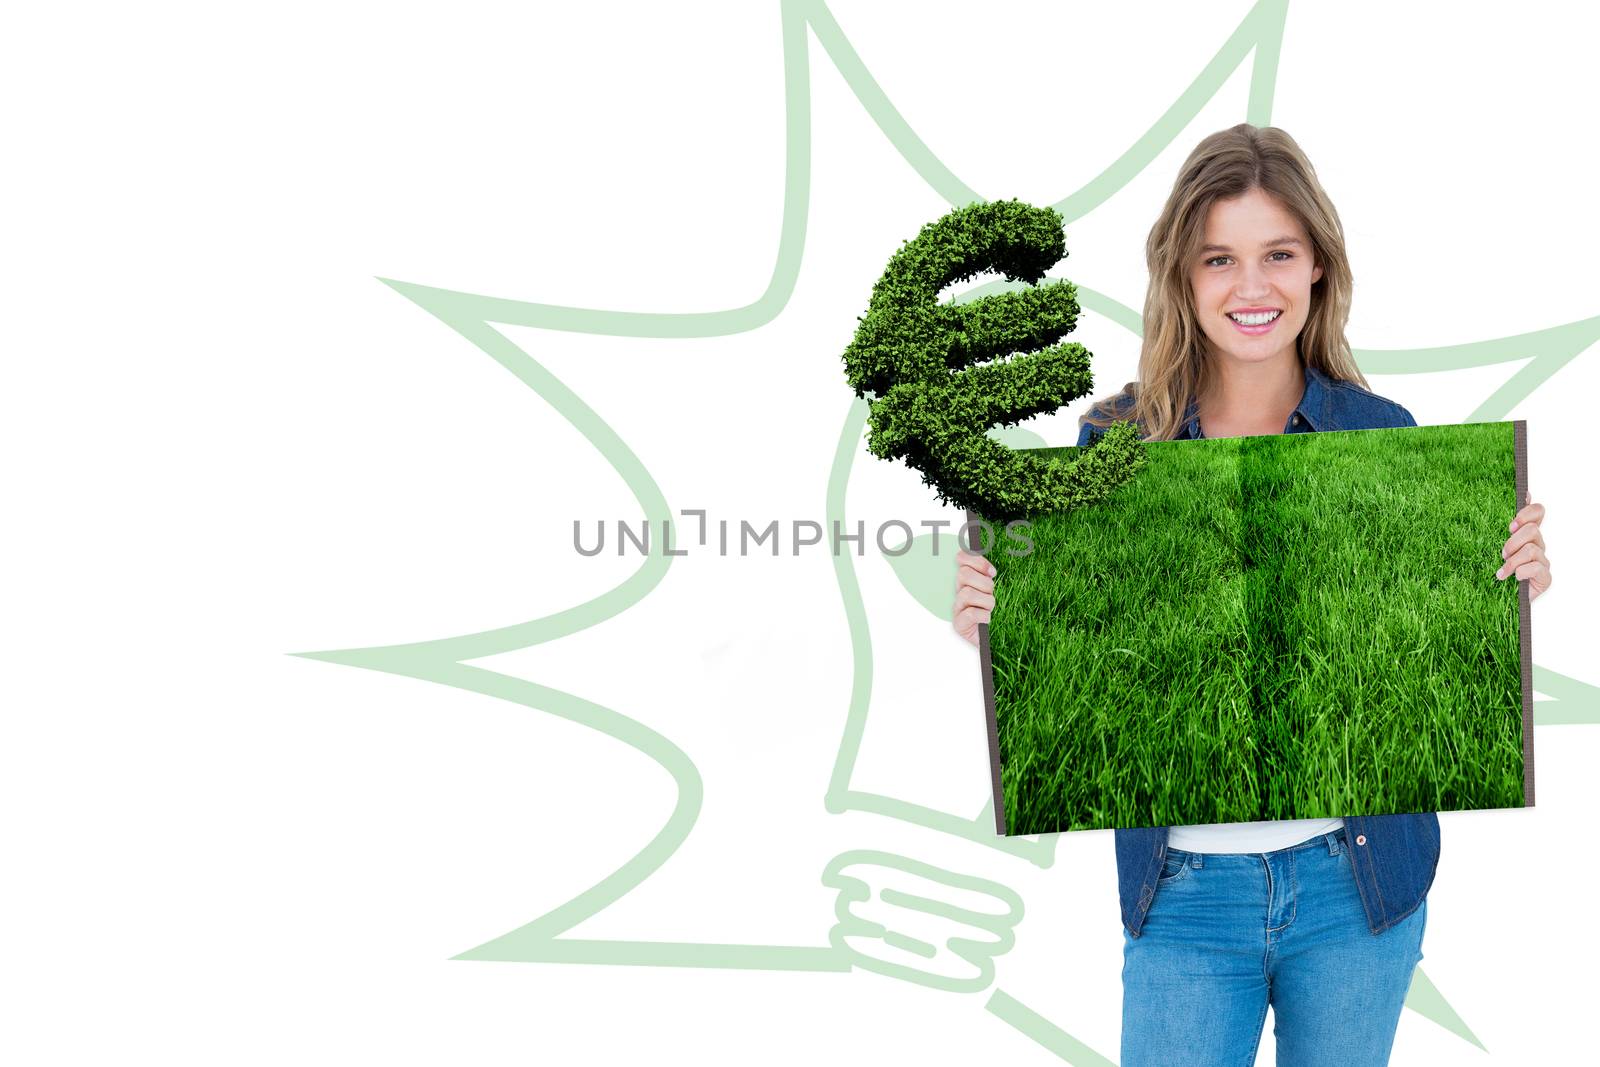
[1179,398,1203,440]
[1297,363,1329,431]
[1179,363,1327,439]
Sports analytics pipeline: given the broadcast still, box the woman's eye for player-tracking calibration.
[1269,250,1293,261]
[1205,255,1231,267]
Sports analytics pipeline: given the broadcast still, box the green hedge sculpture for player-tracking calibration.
[841,199,1145,522]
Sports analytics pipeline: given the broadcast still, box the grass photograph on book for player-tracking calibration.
[977,421,1529,835]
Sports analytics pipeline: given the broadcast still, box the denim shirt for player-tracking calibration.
[1076,364,1440,937]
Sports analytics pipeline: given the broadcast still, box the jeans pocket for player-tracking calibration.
[1156,848,1193,886]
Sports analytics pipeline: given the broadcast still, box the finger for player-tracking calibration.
[1526,563,1553,601]
[1500,522,1544,559]
[1513,560,1549,583]
[1497,543,1547,579]
[954,603,991,635]
[1510,500,1545,531]
[957,555,997,580]
[953,609,985,646]
[956,567,995,595]
[956,549,998,577]
[954,586,996,613]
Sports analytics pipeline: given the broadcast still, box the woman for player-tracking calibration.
[951,124,1552,1066]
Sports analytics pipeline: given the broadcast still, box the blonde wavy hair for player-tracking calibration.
[1082,123,1369,441]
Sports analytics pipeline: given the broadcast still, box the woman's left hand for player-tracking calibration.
[1497,500,1552,601]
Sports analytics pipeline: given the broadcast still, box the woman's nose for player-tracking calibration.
[1234,262,1271,300]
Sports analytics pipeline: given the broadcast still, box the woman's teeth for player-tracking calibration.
[1228,310,1281,325]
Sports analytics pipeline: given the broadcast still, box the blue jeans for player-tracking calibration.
[1121,828,1426,1067]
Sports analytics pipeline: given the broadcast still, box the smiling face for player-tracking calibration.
[1188,186,1324,373]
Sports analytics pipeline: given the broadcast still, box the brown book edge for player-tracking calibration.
[1516,420,1535,808]
[964,509,1007,835]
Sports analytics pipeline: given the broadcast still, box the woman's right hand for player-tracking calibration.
[953,549,997,647]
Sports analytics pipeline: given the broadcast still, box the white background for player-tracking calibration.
[5,2,1598,1063]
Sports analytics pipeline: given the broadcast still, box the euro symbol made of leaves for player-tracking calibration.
[841,199,1146,522]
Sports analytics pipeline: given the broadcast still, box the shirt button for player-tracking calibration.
[1291,414,1302,426]
[1355,834,1367,846]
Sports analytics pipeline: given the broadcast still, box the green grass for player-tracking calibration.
[983,422,1523,834]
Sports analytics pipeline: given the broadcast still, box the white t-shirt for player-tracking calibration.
[1167,816,1344,854]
